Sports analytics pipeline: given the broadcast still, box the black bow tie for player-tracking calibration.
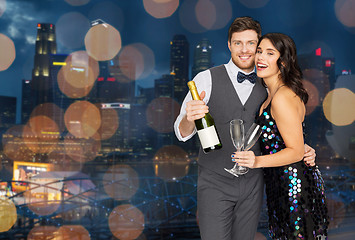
[237,71,257,84]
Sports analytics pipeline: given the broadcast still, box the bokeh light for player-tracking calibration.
[143,0,179,19]
[58,50,99,91]
[26,185,61,216]
[239,0,269,8]
[303,69,330,102]
[303,80,319,115]
[335,0,355,27]
[64,134,101,163]
[27,226,58,239]
[181,0,233,31]
[85,23,122,61]
[118,43,155,80]
[24,116,60,154]
[65,0,90,7]
[146,97,180,133]
[0,0,6,18]
[325,74,355,160]
[0,196,17,232]
[323,88,355,126]
[103,164,139,200]
[153,145,190,181]
[58,225,91,239]
[64,101,102,138]
[30,103,65,133]
[196,0,216,30]
[109,204,145,240]
[3,125,35,162]
[56,12,91,49]
[179,0,208,33]
[0,33,16,71]
[57,68,94,99]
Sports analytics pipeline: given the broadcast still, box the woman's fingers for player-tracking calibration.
[231,151,256,168]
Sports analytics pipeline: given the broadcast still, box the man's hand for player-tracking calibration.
[185,91,208,122]
[179,91,207,138]
[304,144,316,167]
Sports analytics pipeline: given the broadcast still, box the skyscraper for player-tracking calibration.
[170,34,189,103]
[191,38,213,79]
[31,23,57,104]
[21,79,33,124]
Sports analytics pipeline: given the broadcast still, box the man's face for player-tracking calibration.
[228,30,258,73]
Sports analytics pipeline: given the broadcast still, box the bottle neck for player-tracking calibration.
[189,88,201,100]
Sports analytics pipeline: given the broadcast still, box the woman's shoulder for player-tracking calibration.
[271,86,305,119]
[272,86,300,106]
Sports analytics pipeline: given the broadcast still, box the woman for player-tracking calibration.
[232,33,329,239]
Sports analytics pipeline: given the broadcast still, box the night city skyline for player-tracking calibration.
[0,0,354,239]
[0,0,354,123]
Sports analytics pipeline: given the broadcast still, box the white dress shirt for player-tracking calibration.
[174,59,256,142]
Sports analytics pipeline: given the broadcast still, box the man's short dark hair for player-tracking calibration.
[228,16,262,42]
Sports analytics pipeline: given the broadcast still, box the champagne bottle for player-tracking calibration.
[187,81,222,153]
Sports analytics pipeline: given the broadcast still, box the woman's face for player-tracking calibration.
[255,38,281,80]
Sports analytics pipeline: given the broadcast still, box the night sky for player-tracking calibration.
[0,0,354,122]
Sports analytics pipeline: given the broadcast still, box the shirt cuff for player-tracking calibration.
[174,115,197,142]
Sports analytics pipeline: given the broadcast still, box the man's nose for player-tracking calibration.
[241,44,248,52]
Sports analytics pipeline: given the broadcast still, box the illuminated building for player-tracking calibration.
[170,34,189,103]
[155,74,174,98]
[0,96,16,128]
[21,79,33,124]
[31,23,57,104]
[191,38,213,80]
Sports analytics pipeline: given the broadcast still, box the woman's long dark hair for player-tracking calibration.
[258,33,308,104]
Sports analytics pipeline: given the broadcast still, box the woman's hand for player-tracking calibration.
[303,144,316,167]
[231,151,257,169]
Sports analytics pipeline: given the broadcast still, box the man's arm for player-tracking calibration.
[174,70,212,141]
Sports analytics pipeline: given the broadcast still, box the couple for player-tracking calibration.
[174,16,329,239]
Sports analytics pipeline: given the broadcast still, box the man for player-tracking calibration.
[174,17,316,240]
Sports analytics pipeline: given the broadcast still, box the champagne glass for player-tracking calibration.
[244,123,263,151]
[225,121,263,177]
[224,119,245,177]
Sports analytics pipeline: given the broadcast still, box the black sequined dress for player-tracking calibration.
[258,103,329,240]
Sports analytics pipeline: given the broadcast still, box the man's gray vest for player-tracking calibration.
[198,65,267,178]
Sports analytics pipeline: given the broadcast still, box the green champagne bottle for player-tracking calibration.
[187,81,222,153]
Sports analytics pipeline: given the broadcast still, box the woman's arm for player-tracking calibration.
[233,88,306,168]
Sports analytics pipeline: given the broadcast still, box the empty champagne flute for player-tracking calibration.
[224,119,245,177]
[225,121,263,177]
